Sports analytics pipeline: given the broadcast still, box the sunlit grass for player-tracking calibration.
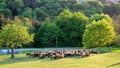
[0,46,120,68]
[0,53,120,68]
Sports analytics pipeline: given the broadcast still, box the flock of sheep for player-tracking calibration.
[26,49,99,59]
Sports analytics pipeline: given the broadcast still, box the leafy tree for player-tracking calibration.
[80,1,103,17]
[22,7,33,17]
[56,10,88,47]
[89,13,112,24]
[82,19,116,48]
[34,7,48,21]
[13,16,34,33]
[7,0,24,17]
[0,0,104,21]
[34,22,62,47]
[0,9,11,18]
[82,7,103,17]
[0,1,6,9]
[0,14,12,29]
[0,24,33,58]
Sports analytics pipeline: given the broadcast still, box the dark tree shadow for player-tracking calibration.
[0,57,39,65]
[107,62,120,68]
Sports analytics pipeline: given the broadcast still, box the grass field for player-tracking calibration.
[0,53,120,68]
[0,47,120,68]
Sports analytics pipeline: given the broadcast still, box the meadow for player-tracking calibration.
[0,47,120,68]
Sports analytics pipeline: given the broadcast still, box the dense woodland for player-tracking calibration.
[0,0,120,48]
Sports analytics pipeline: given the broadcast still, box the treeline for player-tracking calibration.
[0,0,108,21]
[1,0,120,21]
[0,0,120,48]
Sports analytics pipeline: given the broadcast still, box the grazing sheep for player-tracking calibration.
[33,52,41,57]
[38,53,46,59]
[26,53,34,58]
[90,50,99,54]
[26,49,99,59]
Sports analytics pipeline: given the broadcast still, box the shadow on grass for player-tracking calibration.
[38,54,99,62]
[0,54,97,65]
[107,62,120,68]
[40,56,84,62]
[0,57,40,65]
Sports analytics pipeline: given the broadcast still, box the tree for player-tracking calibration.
[0,1,6,9]
[89,13,112,24]
[6,0,24,17]
[82,19,116,48]
[13,16,34,33]
[34,7,48,21]
[22,7,33,17]
[56,9,88,47]
[0,9,11,17]
[0,24,33,58]
[34,22,62,48]
[0,14,12,29]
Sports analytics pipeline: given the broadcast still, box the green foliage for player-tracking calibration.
[0,24,33,48]
[81,7,103,17]
[0,0,119,48]
[0,14,12,29]
[22,8,32,17]
[89,13,112,24]
[13,16,35,33]
[6,0,24,17]
[34,22,62,47]
[82,19,116,48]
[56,10,88,47]
[0,9,11,17]
[80,1,103,17]
[34,7,48,21]
[0,0,104,21]
[0,2,6,9]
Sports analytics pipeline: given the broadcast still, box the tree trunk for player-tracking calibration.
[56,37,58,48]
[47,38,50,48]
[11,47,14,58]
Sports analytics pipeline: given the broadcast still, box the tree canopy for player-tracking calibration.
[34,22,62,47]
[82,19,116,48]
[0,24,34,58]
[56,10,88,47]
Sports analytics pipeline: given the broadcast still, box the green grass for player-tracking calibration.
[90,46,120,53]
[0,53,120,68]
[0,46,120,68]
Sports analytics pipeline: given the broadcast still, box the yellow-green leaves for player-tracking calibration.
[83,19,116,48]
[90,13,112,25]
[56,9,72,23]
[0,24,33,48]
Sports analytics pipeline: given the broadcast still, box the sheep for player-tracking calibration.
[26,49,100,59]
[26,53,34,58]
